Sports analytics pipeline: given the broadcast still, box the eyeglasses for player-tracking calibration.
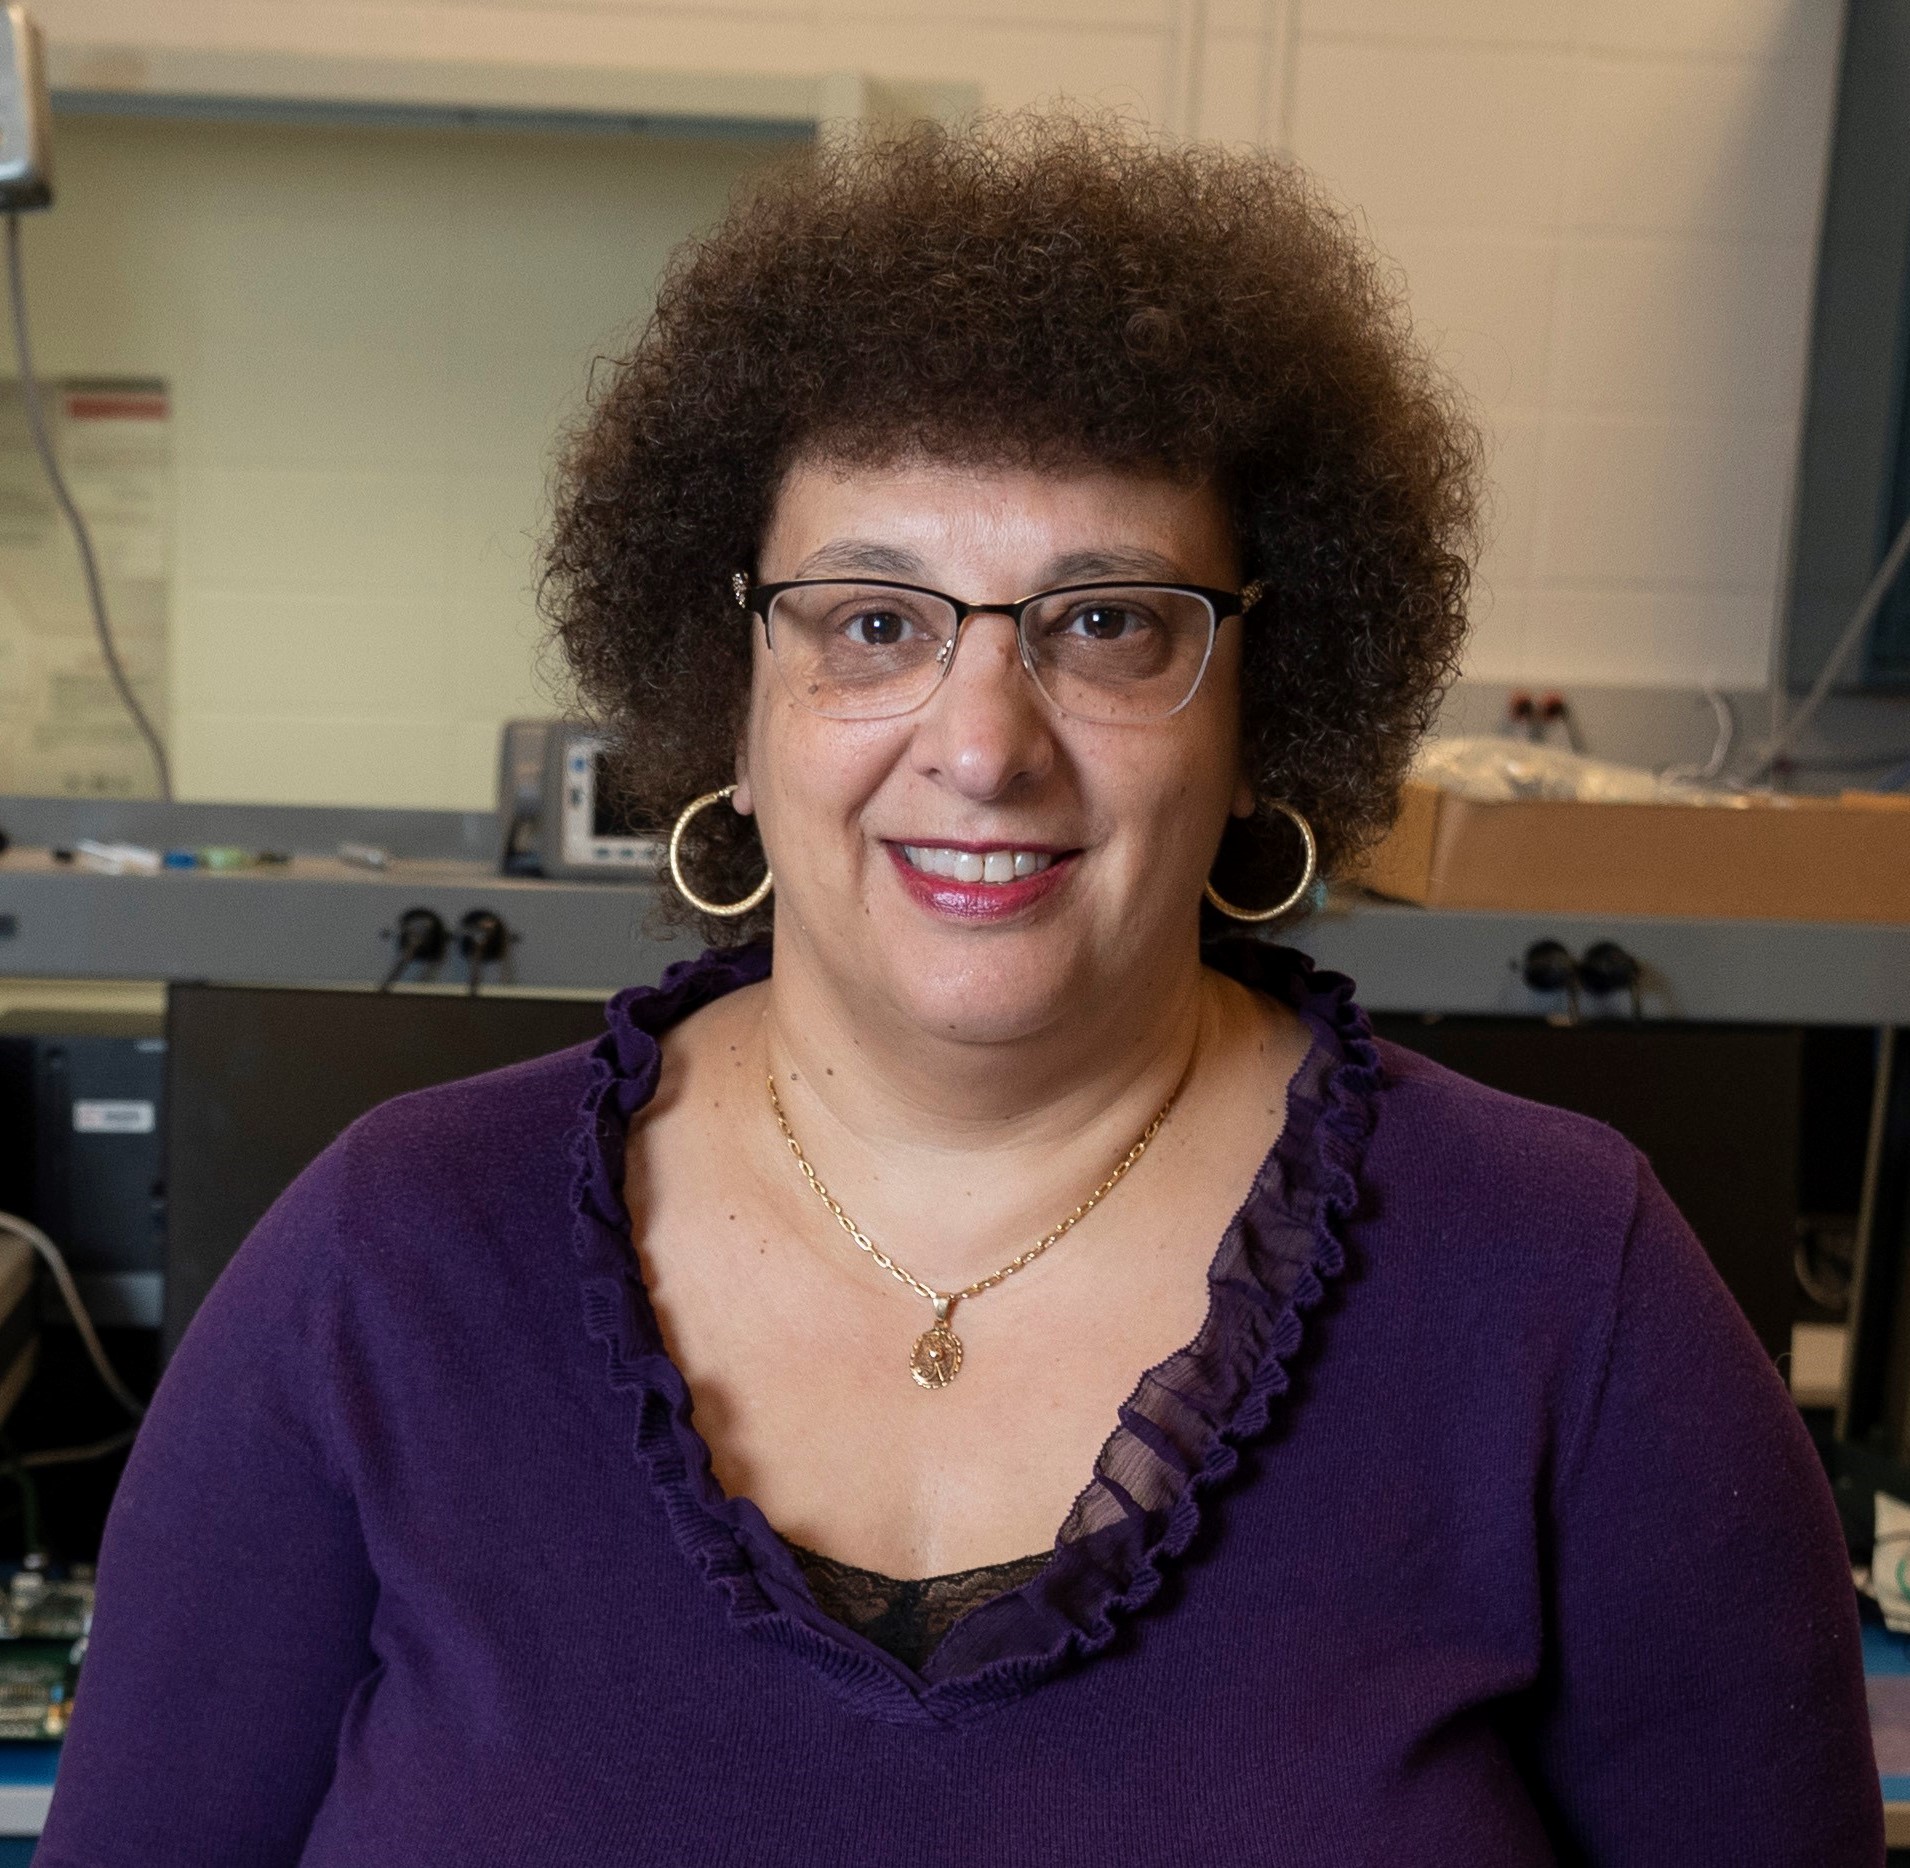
[733,574,1265,725]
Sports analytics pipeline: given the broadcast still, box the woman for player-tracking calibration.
[40,118,1880,1864]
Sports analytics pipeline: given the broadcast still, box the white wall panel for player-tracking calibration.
[1301,1,1576,50]
[1291,41,1573,232]
[1550,236,1816,418]
[1535,416,1794,591]
[1564,52,1833,239]
[1521,587,1778,687]
[1381,233,1557,411]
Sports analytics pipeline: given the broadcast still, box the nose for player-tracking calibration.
[906,612,1056,801]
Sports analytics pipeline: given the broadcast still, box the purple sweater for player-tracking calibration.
[39,944,1883,1865]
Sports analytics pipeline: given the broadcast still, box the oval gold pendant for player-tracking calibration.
[910,1322,963,1389]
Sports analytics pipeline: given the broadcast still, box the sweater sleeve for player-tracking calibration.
[1531,1154,1882,1865]
[36,1143,378,1867]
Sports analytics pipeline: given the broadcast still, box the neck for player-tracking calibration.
[756,924,1213,1286]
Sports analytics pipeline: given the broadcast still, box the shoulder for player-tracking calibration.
[1363,1035,1643,1254]
[307,1043,605,1294]
[1337,1029,1772,1521]
[1344,1034,1663,1397]
[199,1038,602,1337]
[327,1039,599,1207]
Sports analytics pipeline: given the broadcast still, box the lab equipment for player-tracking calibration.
[0,8,48,213]
[495,719,660,881]
[0,1028,164,1330]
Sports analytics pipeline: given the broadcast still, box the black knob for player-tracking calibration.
[1579,940,1643,1018]
[458,909,509,964]
[1521,939,1577,995]
[1578,941,1639,997]
[393,908,448,963]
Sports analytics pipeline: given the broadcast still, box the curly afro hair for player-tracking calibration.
[542,113,1480,944]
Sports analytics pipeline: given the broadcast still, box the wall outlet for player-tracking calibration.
[0,7,50,213]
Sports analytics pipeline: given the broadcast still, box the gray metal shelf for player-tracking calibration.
[5,844,1910,1023]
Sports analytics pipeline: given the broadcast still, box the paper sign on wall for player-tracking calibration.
[0,378,171,798]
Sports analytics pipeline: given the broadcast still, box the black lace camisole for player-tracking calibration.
[786,1541,1051,1673]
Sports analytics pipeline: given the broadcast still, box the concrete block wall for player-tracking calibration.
[25,0,1847,805]
[1281,3,1843,694]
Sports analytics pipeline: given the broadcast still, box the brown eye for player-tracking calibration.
[1058,602,1155,641]
[844,608,914,646]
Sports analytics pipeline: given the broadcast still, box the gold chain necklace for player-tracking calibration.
[765,1062,1187,1389]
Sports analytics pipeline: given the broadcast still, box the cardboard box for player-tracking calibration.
[1355,781,1910,924]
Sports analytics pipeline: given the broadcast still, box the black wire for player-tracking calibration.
[3,213,174,801]
[13,1427,136,1470]
[378,936,421,993]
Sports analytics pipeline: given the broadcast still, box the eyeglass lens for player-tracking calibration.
[763,583,1219,724]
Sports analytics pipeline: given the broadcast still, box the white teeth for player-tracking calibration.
[900,845,1056,884]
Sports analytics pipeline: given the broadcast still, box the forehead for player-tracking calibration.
[759,454,1238,586]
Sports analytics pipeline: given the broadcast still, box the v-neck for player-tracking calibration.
[569,939,1381,1725]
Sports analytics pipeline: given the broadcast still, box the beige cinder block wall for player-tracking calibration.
[24,0,1845,807]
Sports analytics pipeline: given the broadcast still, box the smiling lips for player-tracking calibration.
[886,841,1075,921]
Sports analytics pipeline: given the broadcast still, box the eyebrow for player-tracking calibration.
[791,540,926,579]
[787,541,1200,586]
[1040,547,1192,584]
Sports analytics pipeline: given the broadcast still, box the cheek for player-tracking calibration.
[1107,693,1244,871]
[745,683,909,852]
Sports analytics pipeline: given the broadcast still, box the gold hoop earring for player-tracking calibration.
[1204,800,1317,924]
[668,785,773,918]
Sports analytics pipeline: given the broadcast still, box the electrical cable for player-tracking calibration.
[1660,686,1736,785]
[0,1211,146,1421]
[1752,506,1910,782]
[13,1428,137,1470]
[3,213,173,801]
[378,941,420,993]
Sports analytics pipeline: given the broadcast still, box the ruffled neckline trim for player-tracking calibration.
[570,940,1381,1725]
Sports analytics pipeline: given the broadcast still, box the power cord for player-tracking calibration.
[0,1210,146,1421]
[1660,686,1736,785]
[3,212,173,800]
[1754,507,1910,783]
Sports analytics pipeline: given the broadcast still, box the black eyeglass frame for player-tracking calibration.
[731,573,1268,721]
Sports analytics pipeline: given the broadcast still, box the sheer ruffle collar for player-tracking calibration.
[570,940,1380,1725]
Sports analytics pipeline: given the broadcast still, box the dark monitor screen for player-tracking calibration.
[163,987,609,1360]
[590,750,661,840]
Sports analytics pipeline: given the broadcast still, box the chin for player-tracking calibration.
[857,910,1104,1048]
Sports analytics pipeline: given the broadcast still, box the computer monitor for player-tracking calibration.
[163,986,609,1360]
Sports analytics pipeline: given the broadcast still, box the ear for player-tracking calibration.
[732,747,754,818]
[1230,772,1257,819]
